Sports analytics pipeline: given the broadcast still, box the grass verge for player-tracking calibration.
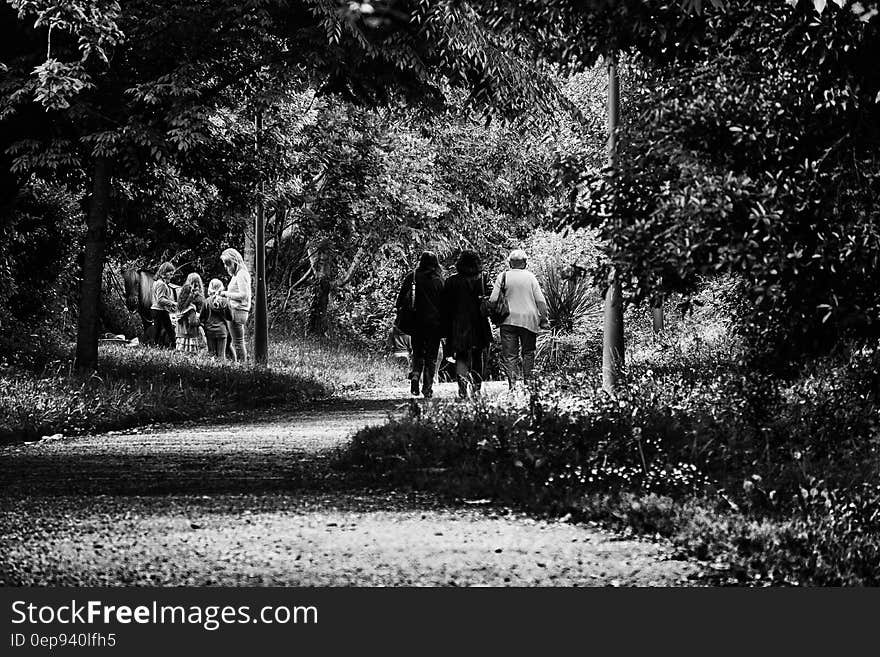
[1,338,404,443]
[335,347,880,586]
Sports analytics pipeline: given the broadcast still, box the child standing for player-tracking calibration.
[176,272,206,353]
[202,278,233,360]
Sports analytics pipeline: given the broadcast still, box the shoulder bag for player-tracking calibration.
[481,272,509,326]
[395,267,418,335]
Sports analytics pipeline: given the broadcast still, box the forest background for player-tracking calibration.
[2,0,880,585]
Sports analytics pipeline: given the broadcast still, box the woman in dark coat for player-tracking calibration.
[442,250,492,399]
[395,251,445,398]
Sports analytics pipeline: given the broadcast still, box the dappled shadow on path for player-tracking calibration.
[0,384,698,587]
[0,382,505,497]
[0,402,403,497]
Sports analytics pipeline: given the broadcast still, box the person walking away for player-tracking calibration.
[202,279,233,360]
[175,272,206,353]
[489,249,548,390]
[150,262,177,348]
[443,250,492,399]
[219,248,252,363]
[395,251,445,398]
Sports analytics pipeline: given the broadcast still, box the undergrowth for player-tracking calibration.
[336,341,880,586]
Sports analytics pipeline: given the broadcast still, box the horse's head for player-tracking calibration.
[121,268,140,312]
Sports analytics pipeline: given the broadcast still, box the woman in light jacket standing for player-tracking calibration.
[489,249,548,390]
[219,247,252,362]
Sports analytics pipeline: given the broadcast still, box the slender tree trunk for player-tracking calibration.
[273,204,285,272]
[307,277,332,336]
[74,157,111,372]
[602,56,625,392]
[602,272,624,390]
[652,305,665,334]
[306,237,333,336]
[254,111,269,364]
[243,212,256,278]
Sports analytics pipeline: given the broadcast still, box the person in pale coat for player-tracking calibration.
[489,249,548,390]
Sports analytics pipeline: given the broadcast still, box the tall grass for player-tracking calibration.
[0,338,405,442]
[270,338,403,392]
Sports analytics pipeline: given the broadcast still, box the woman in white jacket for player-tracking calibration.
[219,247,252,362]
[489,249,548,390]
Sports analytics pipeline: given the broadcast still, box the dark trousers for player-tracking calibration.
[206,332,228,360]
[454,348,485,398]
[151,309,175,348]
[500,325,537,388]
[411,332,442,394]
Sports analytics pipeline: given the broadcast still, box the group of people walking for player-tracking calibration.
[395,248,548,399]
[149,248,252,362]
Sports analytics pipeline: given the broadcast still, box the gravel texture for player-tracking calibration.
[0,383,697,586]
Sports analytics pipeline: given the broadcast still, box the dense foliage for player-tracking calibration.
[564,1,880,359]
[3,0,880,586]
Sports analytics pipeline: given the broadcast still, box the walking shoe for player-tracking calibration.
[422,388,433,399]
[410,374,420,396]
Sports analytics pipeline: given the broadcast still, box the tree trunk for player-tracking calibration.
[306,237,335,336]
[602,55,625,393]
[243,211,256,278]
[74,157,111,372]
[307,277,332,336]
[602,272,624,391]
[253,111,269,365]
[652,305,665,334]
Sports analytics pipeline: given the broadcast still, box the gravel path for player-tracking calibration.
[0,383,697,586]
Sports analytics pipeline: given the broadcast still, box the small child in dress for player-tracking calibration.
[175,272,206,353]
[201,278,233,360]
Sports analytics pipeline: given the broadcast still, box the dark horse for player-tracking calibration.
[121,268,180,346]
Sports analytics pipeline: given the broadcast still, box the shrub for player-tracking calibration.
[540,261,598,335]
[337,339,880,585]
[0,179,82,331]
[342,379,712,509]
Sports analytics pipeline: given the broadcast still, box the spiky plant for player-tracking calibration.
[535,262,602,369]
[542,263,599,333]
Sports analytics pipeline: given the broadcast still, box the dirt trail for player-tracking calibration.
[0,383,697,586]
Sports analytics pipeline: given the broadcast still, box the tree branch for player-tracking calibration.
[334,241,369,288]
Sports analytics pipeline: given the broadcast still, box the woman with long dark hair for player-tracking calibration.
[395,251,445,398]
[442,250,492,399]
